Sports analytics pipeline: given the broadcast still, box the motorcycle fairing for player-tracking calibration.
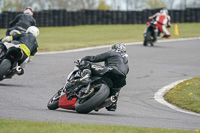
[58,94,77,110]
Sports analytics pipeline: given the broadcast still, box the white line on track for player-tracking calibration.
[37,37,200,116]
[37,37,200,55]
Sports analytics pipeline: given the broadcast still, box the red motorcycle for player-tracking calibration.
[143,18,171,46]
[47,60,117,114]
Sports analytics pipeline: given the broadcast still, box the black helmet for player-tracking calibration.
[110,43,126,53]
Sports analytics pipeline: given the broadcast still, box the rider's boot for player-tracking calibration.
[162,34,171,38]
[106,101,117,111]
[106,92,119,111]
[16,66,24,76]
[5,66,24,79]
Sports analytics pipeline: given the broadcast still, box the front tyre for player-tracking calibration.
[47,91,61,110]
[75,84,110,114]
[143,33,147,46]
[143,39,148,46]
[0,59,11,80]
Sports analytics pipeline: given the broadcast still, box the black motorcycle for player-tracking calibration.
[47,60,118,114]
[0,42,23,81]
[143,21,158,46]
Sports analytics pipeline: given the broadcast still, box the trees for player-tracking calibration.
[147,0,166,9]
[1,0,33,12]
[0,0,99,12]
[97,0,111,10]
[0,0,200,12]
[124,0,147,10]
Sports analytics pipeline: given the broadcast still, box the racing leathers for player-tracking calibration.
[12,31,38,66]
[2,31,38,75]
[149,12,171,38]
[81,50,129,111]
[6,14,36,36]
[82,50,129,87]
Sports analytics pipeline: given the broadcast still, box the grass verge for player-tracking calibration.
[0,23,200,52]
[164,76,200,114]
[0,119,196,133]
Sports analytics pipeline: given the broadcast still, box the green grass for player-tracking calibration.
[164,76,200,114]
[0,23,200,52]
[0,119,196,133]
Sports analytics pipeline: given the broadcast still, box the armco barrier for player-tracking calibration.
[0,8,199,28]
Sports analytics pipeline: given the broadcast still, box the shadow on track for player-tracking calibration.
[47,108,119,116]
[0,83,25,88]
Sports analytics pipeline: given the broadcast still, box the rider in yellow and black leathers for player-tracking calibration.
[11,30,38,65]
[2,26,39,75]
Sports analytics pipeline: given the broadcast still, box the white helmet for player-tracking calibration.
[26,26,39,37]
[160,9,168,15]
[24,7,33,16]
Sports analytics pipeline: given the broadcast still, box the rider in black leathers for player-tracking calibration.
[81,43,129,111]
[6,7,36,36]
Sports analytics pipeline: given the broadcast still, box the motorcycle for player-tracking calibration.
[47,60,118,114]
[143,20,158,46]
[0,42,23,81]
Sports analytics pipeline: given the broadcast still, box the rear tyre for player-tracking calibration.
[75,84,110,114]
[0,59,11,80]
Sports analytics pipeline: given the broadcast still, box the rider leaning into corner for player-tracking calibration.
[65,43,129,111]
[6,7,36,36]
[149,9,171,38]
[1,26,39,77]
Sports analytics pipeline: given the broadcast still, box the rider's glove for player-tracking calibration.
[77,58,82,64]
[10,30,21,36]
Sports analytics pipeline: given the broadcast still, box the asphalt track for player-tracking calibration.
[0,38,200,130]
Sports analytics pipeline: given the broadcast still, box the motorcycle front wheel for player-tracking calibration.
[0,59,11,80]
[143,30,152,46]
[75,83,110,114]
[47,89,62,110]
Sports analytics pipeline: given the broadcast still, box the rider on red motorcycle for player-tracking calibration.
[6,7,36,36]
[65,43,129,111]
[149,9,171,38]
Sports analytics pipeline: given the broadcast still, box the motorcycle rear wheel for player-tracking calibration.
[0,59,11,80]
[75,84,110,114]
